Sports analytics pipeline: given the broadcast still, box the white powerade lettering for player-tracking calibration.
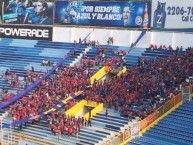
[0,28,49,38]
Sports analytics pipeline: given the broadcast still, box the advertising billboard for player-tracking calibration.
[3,0,54,25]
[0,25,53,40]
[0,1,2,24]
[151,0,193,30]
[54,1,151,28]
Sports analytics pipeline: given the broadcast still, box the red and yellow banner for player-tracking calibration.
[140,92,182,131]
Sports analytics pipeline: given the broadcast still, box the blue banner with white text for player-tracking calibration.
[3,0,54,25]
[54,1,151,28]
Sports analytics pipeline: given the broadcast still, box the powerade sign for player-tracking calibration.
[151,0,193,29]
[55,1,151,28]
[0,25,52,41]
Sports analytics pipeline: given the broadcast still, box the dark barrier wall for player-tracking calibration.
[54,1,151,28]
[0,25,53,40]
[3,0,53,25]
[0,1,2,24]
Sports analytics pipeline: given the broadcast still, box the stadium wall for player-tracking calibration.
[53,27,193,48]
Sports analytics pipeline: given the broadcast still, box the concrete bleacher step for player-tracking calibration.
[92,117,125,127]
[0,45,43,52]
[0,53,61,62]
[81,128,108,138]
[93,115,129,124]
[91,108,130,134]
[9,43,36,48]
[10,118,103,145]
[0,79,18,93]
[14,126,95,145]
[99,110,129,121]
[125,48,146,69]
[30,122,103,142]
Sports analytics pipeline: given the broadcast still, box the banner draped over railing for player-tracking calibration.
[140,92,182,131]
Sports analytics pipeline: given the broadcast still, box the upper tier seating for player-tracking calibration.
[0,38,86,94]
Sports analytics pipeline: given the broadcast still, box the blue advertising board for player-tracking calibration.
[3,0,53,25]
[54,1,151,28]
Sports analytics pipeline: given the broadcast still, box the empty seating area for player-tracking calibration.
[142,48,185,60]
[129,100,193,145]
[92,108,129,132]
[125,47,146,69]
[0,38,86,94]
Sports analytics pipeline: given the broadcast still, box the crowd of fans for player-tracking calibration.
[49,113,92,137]
[81,48,193,120]
[148,44,184,52]
[107,37,114,45]
[74,36,114,47]
[1,43,125,134]
[1,40,192,136]
[74,38,99,47]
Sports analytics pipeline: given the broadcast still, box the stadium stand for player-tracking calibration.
[0,44,192,145]
[0,35,192,145]
[0,38,129,145]
[1,0,193,145]
[128,100,193,145]
[0,31,192,145]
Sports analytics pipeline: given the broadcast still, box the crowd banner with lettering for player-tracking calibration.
[174,92,182,105]
[0,25,52,41]
[151,0,193,29]
[157,106,164,118]
[131,121,140,138]
[168,97,175,109]
[3,0,54,25]
[123,126,131,141]
[140,92,182,131]
[163,101,169,114]
[140,111,157,131]
[54,1,151,28]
